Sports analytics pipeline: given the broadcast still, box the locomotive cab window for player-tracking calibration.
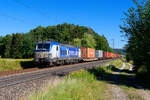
[37,43,50,50]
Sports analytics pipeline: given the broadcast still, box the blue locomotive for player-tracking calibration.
[34,41,82,66]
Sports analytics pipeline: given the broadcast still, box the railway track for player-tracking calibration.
[0,59,117,88]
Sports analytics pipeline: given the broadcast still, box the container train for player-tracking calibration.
[34,41,120,66]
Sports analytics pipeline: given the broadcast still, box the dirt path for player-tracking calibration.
[109,62,130,100]
[120,63,126,70]
[109,84,129,100]
[128,63,133,71]
[127,63,150,100]
[137,89,150,100]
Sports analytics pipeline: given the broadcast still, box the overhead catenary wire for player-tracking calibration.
[0,12,35,26]
[12,0,58,20]
[0,13,25,23]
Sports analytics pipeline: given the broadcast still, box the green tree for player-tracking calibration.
[0,23,113,58]
[72,38,82,47]
[0,36,3,57]
[2,35,12,58]
[120,0,150,74]
[11,33,23,58]
[95,34,113,52]
[81,33,96,48]
[22,34,35,58]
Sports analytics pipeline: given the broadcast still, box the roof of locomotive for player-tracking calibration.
[37,41,80,49]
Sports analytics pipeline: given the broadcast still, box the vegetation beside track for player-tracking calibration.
[109,59,123,69]
[0,58,34,72]
[27,59,149,100]
[27,70,111,100]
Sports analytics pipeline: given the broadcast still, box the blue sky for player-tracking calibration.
[0,0,135,48]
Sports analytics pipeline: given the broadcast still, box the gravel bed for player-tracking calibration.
[0,68,39,77]
[0,75,61,100]
[0,60,113,100]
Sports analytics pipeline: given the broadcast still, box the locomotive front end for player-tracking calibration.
[34,42,51,64]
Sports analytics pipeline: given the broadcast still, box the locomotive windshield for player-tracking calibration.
[36,43,50,50]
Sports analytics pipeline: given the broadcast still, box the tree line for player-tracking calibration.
[0,23,113,59]
[121,0,150,82]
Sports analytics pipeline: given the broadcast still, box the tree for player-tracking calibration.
[72,38,82,47]
[81,33,96,48]
[0,23,113,59]
[94,34,113,52]
[0,36,3,57]
[11,33,23,58]
[120,0,150,74]
[22,34,35,58]
[2,35,12,58]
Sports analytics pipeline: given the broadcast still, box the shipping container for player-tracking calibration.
[95,50,103,59]
[80,47,95,59]
[103,51,107,58]
[103,51,111,58]
[107,52,111,58]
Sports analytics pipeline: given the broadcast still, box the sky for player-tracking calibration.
[0,0,135,49]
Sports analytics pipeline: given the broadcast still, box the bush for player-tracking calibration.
[136,65,150,86]
[137,65,148,74]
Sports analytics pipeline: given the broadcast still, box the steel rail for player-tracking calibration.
[0,59,117,88]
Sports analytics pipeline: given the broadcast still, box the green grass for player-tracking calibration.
[27,70,111,100]
[103,59,144,100]
[109,59,123,69]
[125,63,130,70]
[110,60,143,100]
[26,59,145,100]
[0,58,33,72]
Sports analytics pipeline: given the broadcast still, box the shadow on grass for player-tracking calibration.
[20,60,54,69]
[87,65,150,90]
[109,65,133,74]
[20,61,37,69]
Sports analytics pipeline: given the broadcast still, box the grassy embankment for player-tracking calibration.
[0,58,34,72]
[27,70,111,100]
[27,59,147,100]
[27,60,121,100]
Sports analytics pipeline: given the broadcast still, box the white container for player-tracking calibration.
[95,50,103,58]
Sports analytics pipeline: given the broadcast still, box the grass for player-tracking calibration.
[26,59,146,100]
[125,63,130,70]
[110,60,144,100]
[26,59,124,100]
[27,70,111,100]
[109,59,123,69]
[0,58,33,72]
[100,59,144,100]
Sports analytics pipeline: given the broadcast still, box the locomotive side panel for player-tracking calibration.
[68,47,80,58]
[59,46,68,58]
